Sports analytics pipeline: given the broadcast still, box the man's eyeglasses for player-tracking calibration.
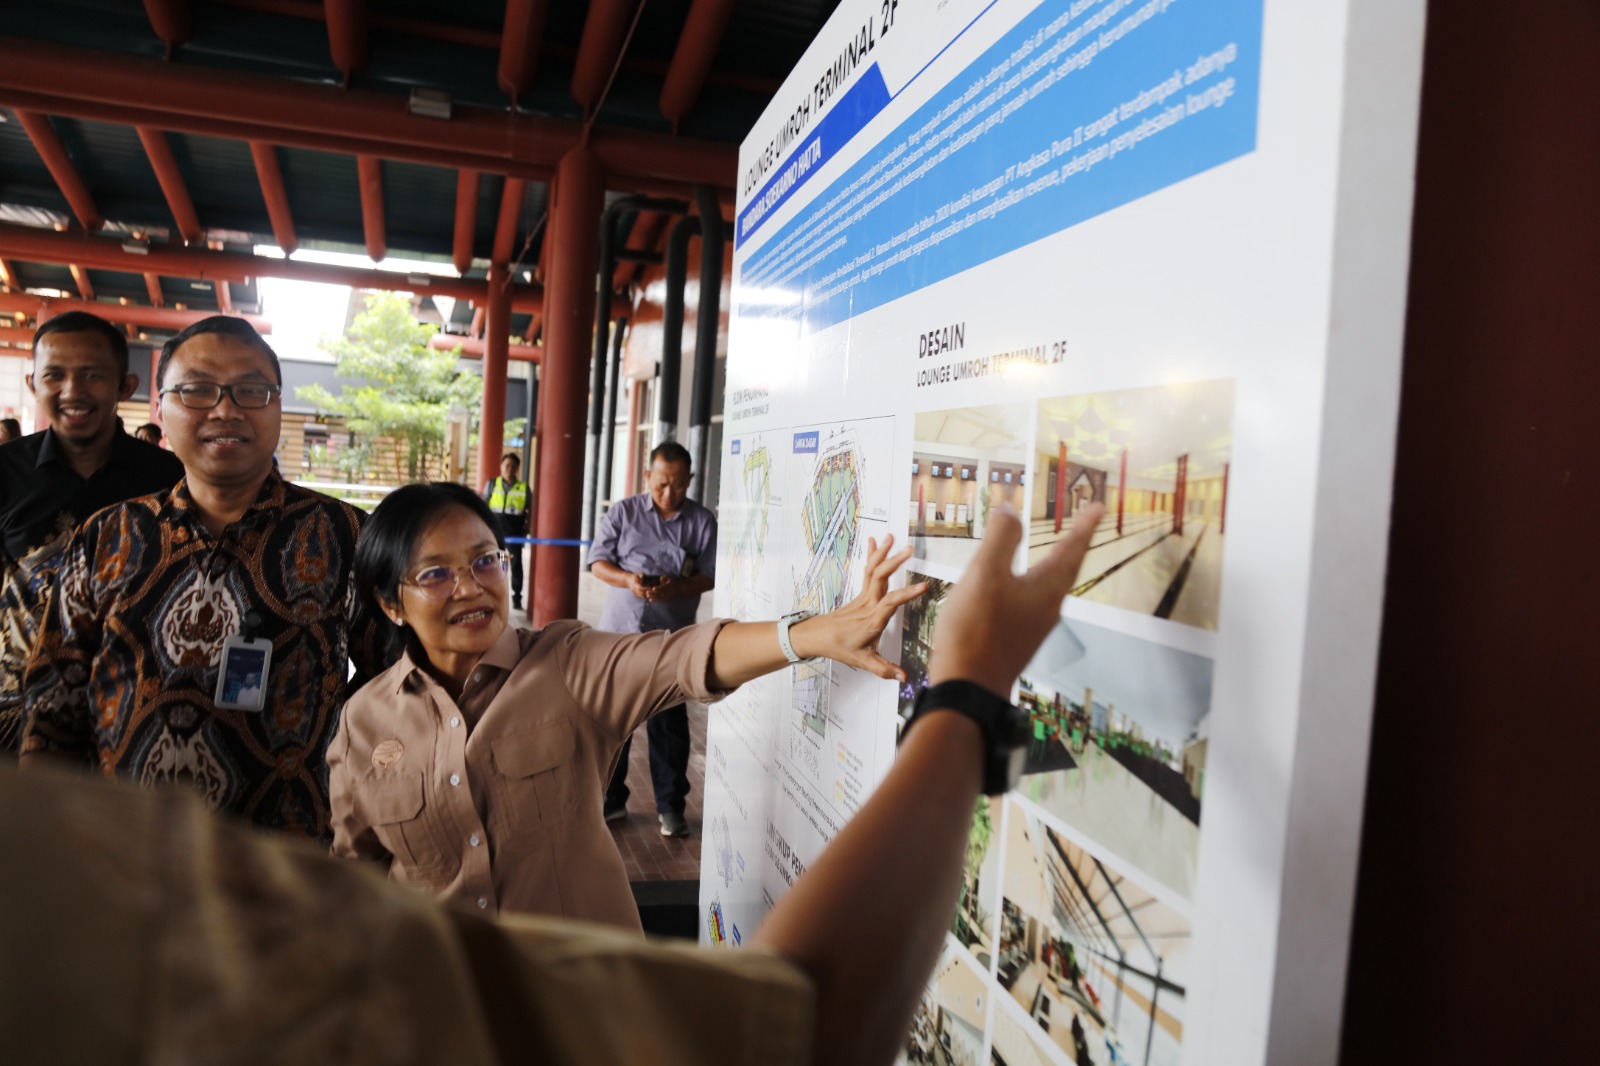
[403,550,510,600]
[161,382,281,410]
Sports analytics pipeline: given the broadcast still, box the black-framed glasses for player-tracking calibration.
[161,382,281,410]
[402,550,510,601]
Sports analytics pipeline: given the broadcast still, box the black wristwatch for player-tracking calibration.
[901,680,1029,795]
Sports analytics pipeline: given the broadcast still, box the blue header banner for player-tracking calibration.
[736,0,1264,336]
[736,65,892,248]
[793,431,820,453]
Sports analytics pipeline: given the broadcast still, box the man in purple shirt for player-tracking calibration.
[587,442,717,837]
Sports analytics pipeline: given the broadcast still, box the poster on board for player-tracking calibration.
[701,1,1424,1062]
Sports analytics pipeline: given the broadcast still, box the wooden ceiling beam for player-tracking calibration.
[247,142,298,255]
[492,178,528,265]
[0,223,543,311]
[136,126,204,245]
[357,154,387,262]
[14,110,102,232]
[452,169,480,275]
[659,0,738,131]
[68,263,94,302]
[0,36,736,189]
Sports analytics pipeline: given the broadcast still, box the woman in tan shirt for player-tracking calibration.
[328,482,922,933]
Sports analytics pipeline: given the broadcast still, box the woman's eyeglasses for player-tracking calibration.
[403,550,510,600]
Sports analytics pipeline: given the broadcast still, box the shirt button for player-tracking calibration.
[469,834,481,847]
[449,773,461,787]
[449,716,460,728]
[476,897,488,909]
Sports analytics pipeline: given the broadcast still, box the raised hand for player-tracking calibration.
[929,503,1104,695]
[793,534,926,681]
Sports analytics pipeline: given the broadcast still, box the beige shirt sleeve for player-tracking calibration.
[543,618,737,743]
[326,710,392,868]
[0,764,815,1066]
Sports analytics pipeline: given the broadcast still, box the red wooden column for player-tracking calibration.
[1220,461,1229,534]
[1173,454,1188,534]
[1053,441,1069,533]
[532,145,604,626]
[477,263,511,488]
[1116,449,1127,535]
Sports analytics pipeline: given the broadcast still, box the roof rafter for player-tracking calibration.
[136,126,203,245]
[68,263,94,301]
[247,142,298,255]
[453,169,480,275]
[0,223,543,311]
[14,110,102,232]
[357,154,387,262]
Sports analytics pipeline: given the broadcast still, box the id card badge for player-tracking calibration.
[214,634,273,712]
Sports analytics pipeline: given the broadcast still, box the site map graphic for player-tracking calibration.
[784,420,895,814]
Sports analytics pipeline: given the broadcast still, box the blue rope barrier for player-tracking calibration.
[505,537,592,547]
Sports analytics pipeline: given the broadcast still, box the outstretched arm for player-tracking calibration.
[752,503,1105,1066]
[705,535,925,689]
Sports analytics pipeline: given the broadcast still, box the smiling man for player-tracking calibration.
[0,312,183,754]
[19,317,377,839]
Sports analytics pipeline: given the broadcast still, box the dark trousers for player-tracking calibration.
[606,703,690,814]
[497,516,525,603]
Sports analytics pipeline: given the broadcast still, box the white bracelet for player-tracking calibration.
[777,610,816,664]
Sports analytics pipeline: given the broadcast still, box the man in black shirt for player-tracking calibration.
[0,311,184,752]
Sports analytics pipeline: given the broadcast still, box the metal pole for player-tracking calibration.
[686,183,724,501]
[657,211,699,447]
[597,316,625,511]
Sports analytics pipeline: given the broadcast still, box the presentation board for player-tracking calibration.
[700,2,1425,1062]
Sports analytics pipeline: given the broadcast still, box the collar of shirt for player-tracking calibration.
[156,469,288,532]
[34,428,144,475]
[392,622,524,700]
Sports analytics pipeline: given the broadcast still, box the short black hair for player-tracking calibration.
[0,417,21,440]
[649,441,692,471]
[501,453,520,468]
[157,316,282,391]
[32,311,130,376]
[353,482,506,667]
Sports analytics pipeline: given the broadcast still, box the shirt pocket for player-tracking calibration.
[355,771,449,878]
[491,721,578,829]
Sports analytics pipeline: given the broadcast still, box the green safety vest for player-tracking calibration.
[488,477,528,513]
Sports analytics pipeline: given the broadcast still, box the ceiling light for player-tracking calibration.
[406,274,431,287]
[122,237,150,255]
[408,87,452,120]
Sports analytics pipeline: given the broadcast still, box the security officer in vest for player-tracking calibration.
[482,452,531,611]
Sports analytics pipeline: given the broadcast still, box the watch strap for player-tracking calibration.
[905,680,1027,795]
[777,611,815,664]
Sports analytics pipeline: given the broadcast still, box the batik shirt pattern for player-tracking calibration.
[20,472,377,839]
[0,430,184,751]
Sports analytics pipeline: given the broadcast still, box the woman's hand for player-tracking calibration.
[929,503,1104,695]
[791,534,926,681]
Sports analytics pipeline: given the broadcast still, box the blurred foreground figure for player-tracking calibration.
[0,505,1102,1066]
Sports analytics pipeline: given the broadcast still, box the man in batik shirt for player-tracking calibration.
[20,317,377,839]
[0,312,184,753]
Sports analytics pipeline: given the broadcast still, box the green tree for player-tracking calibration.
[297,292,481,483]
